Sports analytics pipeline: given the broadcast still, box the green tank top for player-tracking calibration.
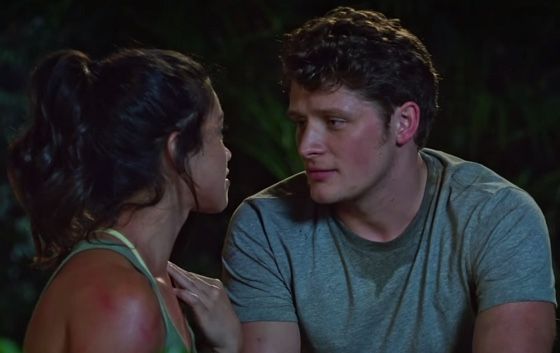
[42,229,196,353]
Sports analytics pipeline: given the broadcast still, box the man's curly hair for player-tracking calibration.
[281,7,439,147]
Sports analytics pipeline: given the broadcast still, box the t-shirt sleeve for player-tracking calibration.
[471,187,557,312]
[221,201,297,323]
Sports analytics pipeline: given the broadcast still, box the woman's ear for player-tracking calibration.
[164,131,181,172]
[395,101,421,146]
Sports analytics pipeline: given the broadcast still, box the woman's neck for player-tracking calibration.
[111,194,190,277]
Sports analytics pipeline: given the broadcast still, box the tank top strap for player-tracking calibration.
[40,230,194,353]
[96,229,195,353]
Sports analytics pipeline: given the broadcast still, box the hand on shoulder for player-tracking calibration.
[168,261,241,353]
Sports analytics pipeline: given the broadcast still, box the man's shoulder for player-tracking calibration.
[248,171,310,200]
[241,172,313,211]
[422,148,541,217]
[423,148,519,194]
[231,172,319,226]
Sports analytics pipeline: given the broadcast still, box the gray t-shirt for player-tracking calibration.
[222,149,556,353]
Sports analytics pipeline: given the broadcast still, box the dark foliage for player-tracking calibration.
[1,0,558,350]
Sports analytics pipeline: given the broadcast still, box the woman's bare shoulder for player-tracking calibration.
[24,249,165,353]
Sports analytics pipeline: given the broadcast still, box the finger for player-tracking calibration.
[169,262,220,287]
[169,267,221,297]
[167,261,191,279]
[173,287,198,303]
[168,265,198,290]
[188,272,222,289]
[167,265,217,314]
[167,263,225,307]
[173,288,212,316]
[167,263,209,292]
[174,290,208,312]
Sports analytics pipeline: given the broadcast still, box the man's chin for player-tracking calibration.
[309,189,338,205]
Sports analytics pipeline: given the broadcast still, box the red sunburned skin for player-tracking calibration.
[95,286,117,313]
[94,282,163,344]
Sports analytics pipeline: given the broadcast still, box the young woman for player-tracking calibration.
[7,48,240,353]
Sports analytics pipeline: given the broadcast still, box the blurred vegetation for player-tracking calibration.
[1,0,558,351]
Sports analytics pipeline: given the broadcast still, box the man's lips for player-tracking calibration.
[306,169,336,182]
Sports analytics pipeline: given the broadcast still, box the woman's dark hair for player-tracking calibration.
[280,6,439,147]
[7,48,214,268]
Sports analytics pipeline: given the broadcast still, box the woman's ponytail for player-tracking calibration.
[7,50,96,267]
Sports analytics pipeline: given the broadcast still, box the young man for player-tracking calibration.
[222,7,556,353]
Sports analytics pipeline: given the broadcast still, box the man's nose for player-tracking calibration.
[298,123,325,159]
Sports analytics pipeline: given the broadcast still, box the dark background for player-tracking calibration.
[1,0,558,351]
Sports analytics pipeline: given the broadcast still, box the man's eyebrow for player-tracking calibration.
[286,110,302,118]
[287,107,351,117]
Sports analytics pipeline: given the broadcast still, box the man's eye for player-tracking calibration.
[328,118,346,128]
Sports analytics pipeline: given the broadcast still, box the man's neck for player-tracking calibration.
[335,151,427,243]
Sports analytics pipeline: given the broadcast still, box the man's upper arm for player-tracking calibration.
[471,188,557,352]
[241,321,301,353]
[471,188,556,311]
[473,301,556,353]
[223,201,301,352]
[222,202,297,322]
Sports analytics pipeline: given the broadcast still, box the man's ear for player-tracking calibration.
[395,101,420,146]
